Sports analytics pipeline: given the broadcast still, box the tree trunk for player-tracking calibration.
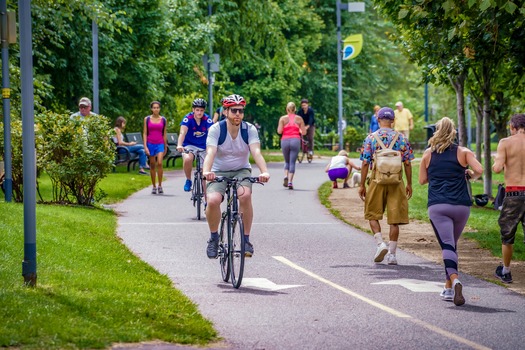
[482,66,492,197]
[475,106,483,162]
[448,74,467,146]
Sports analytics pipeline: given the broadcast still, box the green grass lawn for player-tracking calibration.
[0,167,217,349]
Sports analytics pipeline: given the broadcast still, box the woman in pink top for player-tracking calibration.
[143,101,168,194]
[277,102,306,190]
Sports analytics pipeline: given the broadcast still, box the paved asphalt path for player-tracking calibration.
[115,160,525,350]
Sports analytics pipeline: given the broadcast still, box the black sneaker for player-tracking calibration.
[495,265,513,283]
[207,238,219,259]
[244,242,254,257]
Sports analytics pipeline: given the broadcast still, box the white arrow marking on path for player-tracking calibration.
[241,278,303,292]
[372,279,443,292]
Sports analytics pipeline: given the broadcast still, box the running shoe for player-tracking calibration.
[343,182,350,189]
[283,177,288,187]
[288,183,294,190]
[138,169,147,175]
[440,288,454,302]
[453,279,465,306]
[374,242,388,263]
[207,238,219,259]
[386,253,398,265]
[244,242,254,257]
[184,179,192,192]
[495,264,513,283]
[151,187,157,195]
[158,186,164,194]
[333,181,338,189]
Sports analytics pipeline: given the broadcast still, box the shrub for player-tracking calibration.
[344,126,367,151]
[38,112,114,205]
[0,119,45,202]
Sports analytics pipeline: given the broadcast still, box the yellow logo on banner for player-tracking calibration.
[343,34,363,60]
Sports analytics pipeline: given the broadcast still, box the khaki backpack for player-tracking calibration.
[371,132,402,185]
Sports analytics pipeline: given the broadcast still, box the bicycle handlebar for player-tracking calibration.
[182,148,206,156]
[213,176,262,184]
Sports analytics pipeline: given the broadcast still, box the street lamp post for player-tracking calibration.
[336,1,364,151]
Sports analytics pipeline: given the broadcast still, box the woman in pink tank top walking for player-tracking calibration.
[277,102,306,190]
[143,101,168,194]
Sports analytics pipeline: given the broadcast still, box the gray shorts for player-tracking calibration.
[498,195,525,244]
[206,168,253,196]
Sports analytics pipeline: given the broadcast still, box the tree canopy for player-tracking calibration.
[2,0,523,159]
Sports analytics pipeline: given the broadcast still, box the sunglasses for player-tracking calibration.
[230,108,245,115]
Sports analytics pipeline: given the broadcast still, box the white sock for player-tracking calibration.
[374,232,384,246]
[502,266,511,274]
[389,241,397,255]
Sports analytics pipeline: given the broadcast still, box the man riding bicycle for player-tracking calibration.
[203,94,270,259]
[177,98,214,192]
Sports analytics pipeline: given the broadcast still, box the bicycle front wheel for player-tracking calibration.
[229,213,245,289]
[193,173,204,220]
[219,212,230,282]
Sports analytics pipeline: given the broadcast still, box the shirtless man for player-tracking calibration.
[492,113,525,283]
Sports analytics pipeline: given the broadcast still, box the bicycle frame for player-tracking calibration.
[215,176,260,288]
[185,149,206,220]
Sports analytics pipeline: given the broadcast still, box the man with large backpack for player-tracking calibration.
[203,94,270,259]
[358,107,414,265]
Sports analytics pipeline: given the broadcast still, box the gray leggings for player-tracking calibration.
[428,204,470,280]
[281,138,301,173]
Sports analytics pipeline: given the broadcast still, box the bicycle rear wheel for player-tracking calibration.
[229,213,245,289]
[219,212,230,282]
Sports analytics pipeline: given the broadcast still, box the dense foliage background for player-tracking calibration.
[2,0,525,153]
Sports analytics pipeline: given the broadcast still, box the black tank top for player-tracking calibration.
[427,144,472,207]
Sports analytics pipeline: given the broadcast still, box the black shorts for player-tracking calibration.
[498,195,525,245]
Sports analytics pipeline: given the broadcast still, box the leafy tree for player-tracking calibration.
[372,0,525,195]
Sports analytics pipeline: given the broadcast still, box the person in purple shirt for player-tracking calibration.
[359,107,414,266]
[177,98,213,192]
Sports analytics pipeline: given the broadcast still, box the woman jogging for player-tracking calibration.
[419,117,482,306]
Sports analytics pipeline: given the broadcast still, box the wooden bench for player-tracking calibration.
[165,133,182,167]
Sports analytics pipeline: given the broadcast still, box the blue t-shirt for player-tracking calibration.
[180,112,213,149]
[369,114,379,133]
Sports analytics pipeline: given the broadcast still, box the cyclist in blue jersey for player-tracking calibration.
[177,98,214,192]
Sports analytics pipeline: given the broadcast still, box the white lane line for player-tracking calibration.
[273,256,491,350]
[273,256,410,318]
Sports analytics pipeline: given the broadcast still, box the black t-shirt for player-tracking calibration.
[297,106,315,126]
